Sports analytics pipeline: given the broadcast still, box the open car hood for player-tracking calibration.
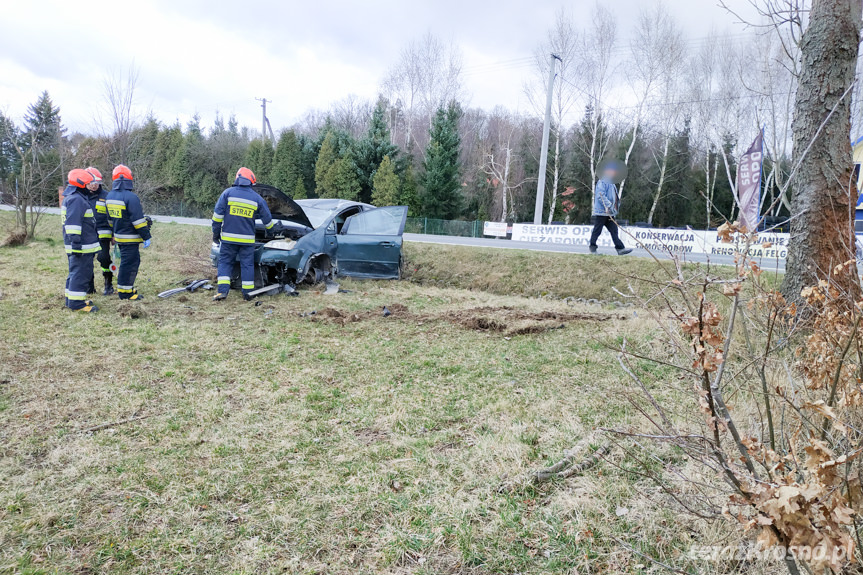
[253,184,314,229]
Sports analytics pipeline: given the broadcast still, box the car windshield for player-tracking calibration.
[300,206,337,229]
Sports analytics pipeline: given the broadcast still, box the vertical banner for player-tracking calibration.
[735,131,764,232]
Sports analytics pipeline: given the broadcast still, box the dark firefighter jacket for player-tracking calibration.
[92,185,112,240]
[106,178,151,243]
[62,185,100,254]
[211,177,274,245]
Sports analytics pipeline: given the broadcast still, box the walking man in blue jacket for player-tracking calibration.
[106,165,151,300]
[62,168,101,312]
[589,163,632,255]
[212,167,275,301]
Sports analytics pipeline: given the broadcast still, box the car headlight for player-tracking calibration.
[265,239,297,251]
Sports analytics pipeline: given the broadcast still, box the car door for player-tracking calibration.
[335,206,408,279]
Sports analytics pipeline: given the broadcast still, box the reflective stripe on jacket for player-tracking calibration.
[211,178,274,245]
[92,186,113,239]
[106,179,151,243]
[62,186,100,254]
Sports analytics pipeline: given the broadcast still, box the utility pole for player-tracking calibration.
[255,97,275,144]
[533,54,560,225]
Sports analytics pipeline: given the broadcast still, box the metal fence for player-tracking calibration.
[405,217,483,238]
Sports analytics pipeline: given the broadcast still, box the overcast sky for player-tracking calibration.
[1,0,753,135]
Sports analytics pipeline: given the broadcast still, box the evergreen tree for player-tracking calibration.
[371,155,400,206]
[714,133,738,220]
[129,117,160,166]
[615,128,653,225]
[243,139,273,182]
[321,156,360,200]
[209,114,247,188]
[563,107,610,224]
[293,175,308,200]
[420,102,463,219]
[652,120,695,227]
[400,160,420,216]
[355,99,398,203]
[155,122,185,190]
[0,112,20,181]
[271,129,302,192]
[24,91,64,150]
[314,131,339,196]
[175,115,210,206]
[298,134,318,196]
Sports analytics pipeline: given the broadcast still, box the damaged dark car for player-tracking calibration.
[210,185,408,291]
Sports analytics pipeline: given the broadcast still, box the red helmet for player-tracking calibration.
[68,168,95,189]
[85,167,103,184]
[112,164,134,181]
[236,167,256,184]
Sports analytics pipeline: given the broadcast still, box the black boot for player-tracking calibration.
[102,272,115,296]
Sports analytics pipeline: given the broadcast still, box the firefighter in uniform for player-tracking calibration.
[62,169,100,312]
[85,167,115,295]
[212,167,275,301]
[106,164,151,300]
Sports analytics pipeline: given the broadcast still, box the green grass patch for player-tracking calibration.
[0,213,709,574]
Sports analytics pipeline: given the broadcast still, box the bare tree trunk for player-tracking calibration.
[709,152,719,226]
[589,108,599,189]
[704,150,713,229]
[547,128,561,224]
[718,143,740,224]
[647,136,670,226]
[782,0,861,300]
[500,147,511,222]
[618,117,640,199]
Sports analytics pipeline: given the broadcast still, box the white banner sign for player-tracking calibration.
[483,221,509,237]
[510,223,789,260]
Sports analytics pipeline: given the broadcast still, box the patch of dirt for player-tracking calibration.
[311,303,623,336]
[386,303,409,314]
[353,427,390,444]
[458,316,506,331]
[507,323,566,336]
[176,295,188,303]
[442,306,621,336]
[318,307,343,318]
[117,303,148,319]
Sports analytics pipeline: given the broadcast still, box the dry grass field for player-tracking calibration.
[0,214,749,574]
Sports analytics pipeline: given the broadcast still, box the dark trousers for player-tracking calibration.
[117,243,141,299]
[217,242,255,295]
[589,216,625,250]
[96,239,113,274]
[88,239,113,292]
[66,253,95,310]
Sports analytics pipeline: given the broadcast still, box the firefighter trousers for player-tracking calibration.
[88,239,113,292]
[66,253,95,310]
[216,242,255,296]
[117,243,141,299]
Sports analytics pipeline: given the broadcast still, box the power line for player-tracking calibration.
[462,56,535,72]
[556,74,793,113]
[551,73,788,160]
